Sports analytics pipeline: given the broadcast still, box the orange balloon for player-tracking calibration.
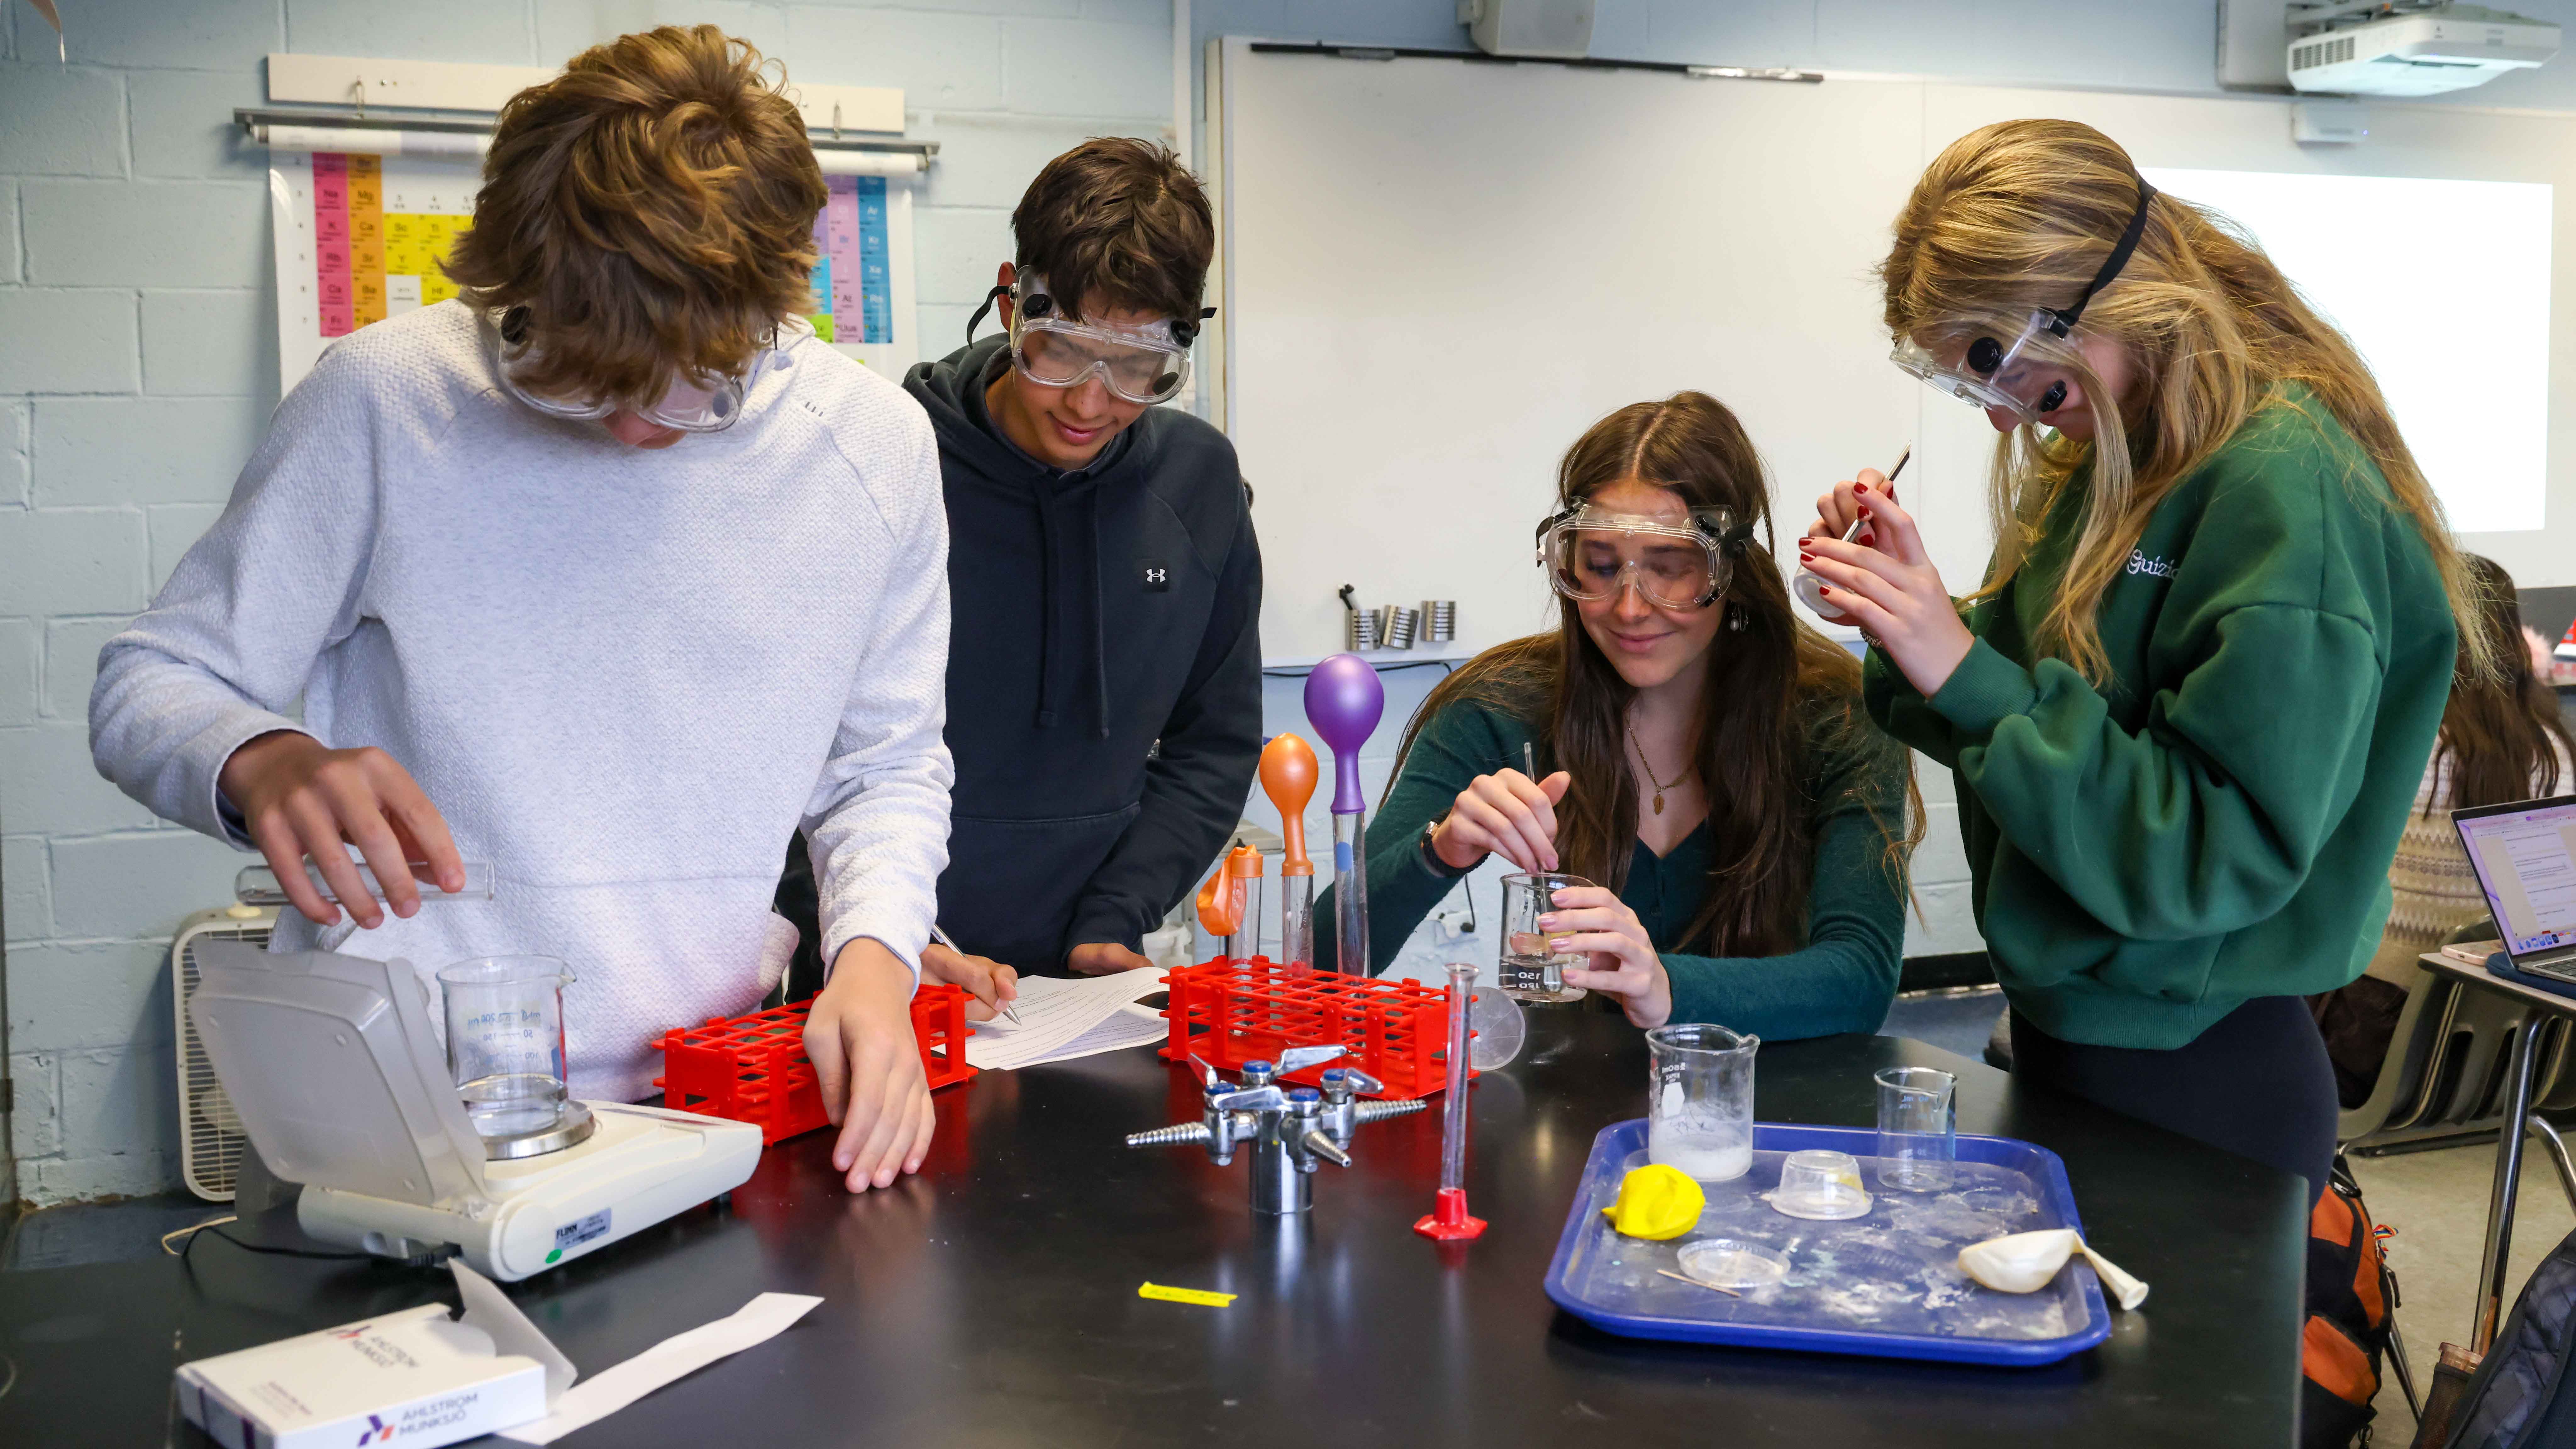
[1261,734,1319,876]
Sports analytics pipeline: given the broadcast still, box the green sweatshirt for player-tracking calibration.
[1317,687,1913,1042]
[1864,386,2456,1050]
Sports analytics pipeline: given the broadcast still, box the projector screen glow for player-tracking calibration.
[2142,168,2552,534]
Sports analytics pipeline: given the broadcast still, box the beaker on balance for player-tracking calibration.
[436,955,594,1158]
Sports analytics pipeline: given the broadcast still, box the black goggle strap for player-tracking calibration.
[965,284,1008,344]
[969,277,1215,352]
[2039,173,2156,340]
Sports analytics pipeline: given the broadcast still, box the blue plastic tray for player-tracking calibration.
[1543,1120,2114,1366]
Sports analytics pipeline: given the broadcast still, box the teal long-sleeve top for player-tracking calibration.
[1317,689,1915,1042]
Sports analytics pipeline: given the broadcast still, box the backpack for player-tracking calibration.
[2441,1224,2576,1449]
[2306,1164,2397,1448]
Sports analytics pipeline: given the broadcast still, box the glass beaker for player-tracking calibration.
[1499,871,1595,1004]
[1646,1023,1757,1182]
[1875,1065,1956,1191]
[437,956,573,1138]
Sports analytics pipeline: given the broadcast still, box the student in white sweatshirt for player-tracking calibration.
[88,27,952,1193]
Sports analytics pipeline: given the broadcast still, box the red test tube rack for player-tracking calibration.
[651,984,979,1145]
[1159,955,1468,1100]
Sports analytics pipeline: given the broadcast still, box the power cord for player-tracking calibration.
[167,1214,369,1264]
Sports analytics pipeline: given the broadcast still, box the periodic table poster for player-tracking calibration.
[269,149,919,396]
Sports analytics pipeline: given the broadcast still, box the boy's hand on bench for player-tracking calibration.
[216,730,464,929]
[1068,942,1156,976]
[923,942,1019,1022]
[809,939,936,1192]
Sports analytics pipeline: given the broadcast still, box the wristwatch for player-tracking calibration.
[1418,814,1474,880]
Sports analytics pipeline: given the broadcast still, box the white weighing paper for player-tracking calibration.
[496,1292,822,1444]
[964,970,1169,1071]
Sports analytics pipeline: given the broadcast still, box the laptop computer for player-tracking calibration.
[2453,794,2576,990]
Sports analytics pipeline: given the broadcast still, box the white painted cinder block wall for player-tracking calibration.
[0,0,1176,1206]
[17,0,2576,1204]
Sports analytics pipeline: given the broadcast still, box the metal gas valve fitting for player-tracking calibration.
[1125,1046,1426,1215]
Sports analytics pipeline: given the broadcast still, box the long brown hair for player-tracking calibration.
[2433,556,2572,811]
[1393,393,1918,956]
[1880,119,2486,684]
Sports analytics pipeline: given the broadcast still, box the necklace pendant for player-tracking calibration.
[1653,792,1665,816]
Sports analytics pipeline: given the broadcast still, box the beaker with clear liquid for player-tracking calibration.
[1498,871,1594,1004]
[1646,1022,1758,1182]
[437,956,574,1138]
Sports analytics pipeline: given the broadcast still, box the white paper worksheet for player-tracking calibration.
[964,971,1169,1071]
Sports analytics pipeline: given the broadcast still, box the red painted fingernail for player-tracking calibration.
[1857,504,1873,516]
[1854,483,1869,494]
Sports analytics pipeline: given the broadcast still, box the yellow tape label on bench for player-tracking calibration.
[1138,1281,1235,1307]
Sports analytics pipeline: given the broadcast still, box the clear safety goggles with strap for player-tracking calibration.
[1890,173,2157,428]
[968,270,1209,407]
[485,306,757,433]
[1536,502,1743,611]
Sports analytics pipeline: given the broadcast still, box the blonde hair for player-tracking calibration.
[1880,119,2485,682]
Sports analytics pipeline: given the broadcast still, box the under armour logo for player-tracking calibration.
[1142,561,1170,591]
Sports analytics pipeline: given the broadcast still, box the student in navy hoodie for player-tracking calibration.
[780,138,1260,1000]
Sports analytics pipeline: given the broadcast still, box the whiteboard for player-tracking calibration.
[1213,39,2576,660]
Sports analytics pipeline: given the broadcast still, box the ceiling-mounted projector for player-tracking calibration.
[1458,0,1594,60]
[2287,2,2559,96]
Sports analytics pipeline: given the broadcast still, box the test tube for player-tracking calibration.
[1413,961,1488,1240]
[1439,962,1472,1194]
[1332,813,1368,976]
[1232,855,1264,966]
[1261,735,1321,972]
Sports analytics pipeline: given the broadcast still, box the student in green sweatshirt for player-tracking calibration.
[1799,120,2471,1195]
[1319,392,1917,1043]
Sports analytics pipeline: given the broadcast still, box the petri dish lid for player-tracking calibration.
[1467,983,1525,1069]
[1678,1238,1790,1290]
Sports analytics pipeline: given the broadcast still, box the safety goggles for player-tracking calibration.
[486,307,750,433]
[1536,502,1740,611]
[1891,173,2157,428]
[972,271,1198,406]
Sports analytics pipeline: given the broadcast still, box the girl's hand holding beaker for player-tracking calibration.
[1541,884,1673,1029]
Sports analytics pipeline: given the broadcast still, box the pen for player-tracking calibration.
[930,921,1020,1026]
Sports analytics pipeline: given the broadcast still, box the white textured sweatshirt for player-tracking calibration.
[91,302,954,1101]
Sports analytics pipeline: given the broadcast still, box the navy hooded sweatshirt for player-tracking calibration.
[776,334,1262,979]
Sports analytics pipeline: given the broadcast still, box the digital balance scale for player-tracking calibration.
[190,943,760,1282]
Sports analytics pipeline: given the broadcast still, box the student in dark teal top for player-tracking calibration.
[1320,392,1917,1042]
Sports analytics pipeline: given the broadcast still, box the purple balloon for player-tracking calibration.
[1303,654,1384,815]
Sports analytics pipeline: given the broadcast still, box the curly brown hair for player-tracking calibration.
[445,25,825,406]
[1012,137,1212,323]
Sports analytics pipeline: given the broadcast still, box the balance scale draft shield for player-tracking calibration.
[188,942,759,1282]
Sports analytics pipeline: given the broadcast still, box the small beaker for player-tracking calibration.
[1645,1023,1757,1182]
[1874,1065,1957,1191]
[1499,871,1595,1004]
[438,956,574,1139]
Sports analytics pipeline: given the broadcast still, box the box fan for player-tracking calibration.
[171,902,275,1200]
